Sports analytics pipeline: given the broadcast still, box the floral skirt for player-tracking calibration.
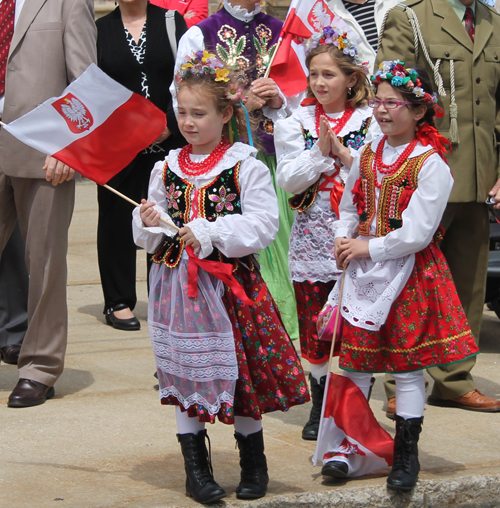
[338,244,479,373]
[162,263,310,423]
[293,280,335,365]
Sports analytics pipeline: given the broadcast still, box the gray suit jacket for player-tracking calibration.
[0,0,97,179]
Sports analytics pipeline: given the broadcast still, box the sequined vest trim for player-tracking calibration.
[357,143,437,237]
[152,162,242,267]
[289,117,371,212]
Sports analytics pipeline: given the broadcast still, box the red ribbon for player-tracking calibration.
[351,177,365,215]
[300,97,318,107]
[318,173,344,218]
[415,123,452,163]
[185,245,266,306]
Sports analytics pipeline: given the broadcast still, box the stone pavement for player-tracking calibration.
[1,179,500,508]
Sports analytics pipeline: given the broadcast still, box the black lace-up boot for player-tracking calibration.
[387,415,423,492]
[177,430,226,504]
[234,430,269,499]
[302,374,326,440]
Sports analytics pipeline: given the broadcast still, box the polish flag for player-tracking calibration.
[3,64,166,186]
[313,373,394,477]
[269,0,335,96]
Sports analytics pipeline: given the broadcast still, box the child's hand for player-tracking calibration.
[335,238,370,269]
[179,226,201,249]
[317,116,332,157]
[329,129,353,168]
[140,199,160,227]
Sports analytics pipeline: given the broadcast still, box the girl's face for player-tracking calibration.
[374,82,425,146]
[177,86,232,154]
[308,52,357,113]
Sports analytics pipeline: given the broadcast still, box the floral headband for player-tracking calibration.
[178,50,244,101]
[371,60,438,104]
[304,25,369,73]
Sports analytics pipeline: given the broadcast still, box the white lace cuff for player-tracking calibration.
[186,218,216,259]
[262,88,288,123]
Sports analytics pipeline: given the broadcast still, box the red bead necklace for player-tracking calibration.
[315,103,355,137]
[373,135,419,188]
[178,138,232,177]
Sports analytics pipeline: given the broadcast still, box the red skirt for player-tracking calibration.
[294,280,335,364]
[162,264,310,423]
[338,244,479,373]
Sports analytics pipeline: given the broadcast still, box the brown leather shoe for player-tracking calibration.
[427,390,500,412]
[0,345,21,365]
[386,397,396,420]
[8,379,55,408]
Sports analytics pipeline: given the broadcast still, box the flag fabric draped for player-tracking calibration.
[269,0,335,96]
[313,373,394,477]
[3,63,166,186]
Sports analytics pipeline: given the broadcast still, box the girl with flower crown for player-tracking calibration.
[323,62,479,491]
[274,24,379,442]
[132,52,309,505]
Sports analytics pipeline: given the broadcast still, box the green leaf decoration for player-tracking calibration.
[217,44,229,63]
[253,35,263,55]
[235,36,246,56]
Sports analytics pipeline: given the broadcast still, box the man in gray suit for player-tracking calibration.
[0,0,96,407]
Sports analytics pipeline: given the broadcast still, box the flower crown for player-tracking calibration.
[371,60,438,104]
[304,25,369,73]
[178,50,244,101]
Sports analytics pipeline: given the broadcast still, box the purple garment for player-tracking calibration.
[198,8,283,155]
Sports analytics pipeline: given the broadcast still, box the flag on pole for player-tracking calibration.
[269,0,336,96]
[313,373,394,477]
[3,63,166,186]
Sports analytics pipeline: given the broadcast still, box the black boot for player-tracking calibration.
[234,430,269,499]
[387,415,423,492]
[302,374,326,440]
[177,430,226,504]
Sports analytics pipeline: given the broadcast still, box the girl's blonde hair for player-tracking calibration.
[305,45,372,108]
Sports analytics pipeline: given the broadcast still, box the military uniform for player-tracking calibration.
[377,0,500,401]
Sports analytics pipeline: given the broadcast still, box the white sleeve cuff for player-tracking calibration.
[262,88,288,123]
[368,236,386,262]
[334,227,351,240]
[186,218,215,259]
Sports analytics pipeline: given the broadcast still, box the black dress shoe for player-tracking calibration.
[321,460,349,478]
[0,345,21,365]
[8,379,55,408]
[105,304,140,331]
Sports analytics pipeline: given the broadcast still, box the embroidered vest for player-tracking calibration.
[356,143,437,237]
[152,162,242,267]
[289,117,371,212]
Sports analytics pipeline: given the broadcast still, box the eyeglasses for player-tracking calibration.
[368,98,413,109]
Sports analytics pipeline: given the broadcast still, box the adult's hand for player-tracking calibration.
[43,155,75,186]
[243,91,267,112]
[251,77,283,109]
[155,126,171,144]
[184,9,195,19]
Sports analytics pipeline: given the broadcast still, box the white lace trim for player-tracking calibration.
[289,199,340,283]
[327,253,415,331]
[159,385,235,416]
[166,142,257,181]
[299,104,373,138]
[223,0,262,22]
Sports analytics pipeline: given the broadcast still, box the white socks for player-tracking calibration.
[175,406,205,435]
[234,416,262,437]
[310,361,329,382]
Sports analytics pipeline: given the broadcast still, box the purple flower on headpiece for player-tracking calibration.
[195,50,204,60]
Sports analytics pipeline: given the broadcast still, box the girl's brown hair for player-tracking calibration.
[177,72,258,145]
[305,44,372,108]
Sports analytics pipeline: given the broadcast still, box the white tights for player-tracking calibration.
[309,361,329,382]
[175,406,263,436]
[343,370,425,419]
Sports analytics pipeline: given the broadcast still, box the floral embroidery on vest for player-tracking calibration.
[254,24,278,77]
[217,25,250,77]
[152,162,242,268]
[355,143,437,237]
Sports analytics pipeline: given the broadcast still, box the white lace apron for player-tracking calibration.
[148,255,238,415]
[327,240,415,332]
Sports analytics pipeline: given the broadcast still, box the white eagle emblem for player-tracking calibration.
[60,97,92,130]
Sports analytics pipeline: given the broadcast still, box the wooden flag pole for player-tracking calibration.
[327,265,347,374]
[103,184,180,231]
[263,36,283,79]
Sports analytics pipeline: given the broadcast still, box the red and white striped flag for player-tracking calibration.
[3,64,166,186]
[269,0,336,96]
[313,373,394,477]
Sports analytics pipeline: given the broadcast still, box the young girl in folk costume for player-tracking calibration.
[274,23,378,441]
[172,0,300,341]
[133,52,309,505]
[325,62,479,491]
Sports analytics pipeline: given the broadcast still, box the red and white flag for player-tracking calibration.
[313,373,394,477]
[3,64,166,186]
[269,0,335,96]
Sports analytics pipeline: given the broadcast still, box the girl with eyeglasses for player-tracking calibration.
[327,61,479,491]
[274,22,380,442]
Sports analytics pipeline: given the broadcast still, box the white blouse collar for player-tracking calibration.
[223,0,262,22]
